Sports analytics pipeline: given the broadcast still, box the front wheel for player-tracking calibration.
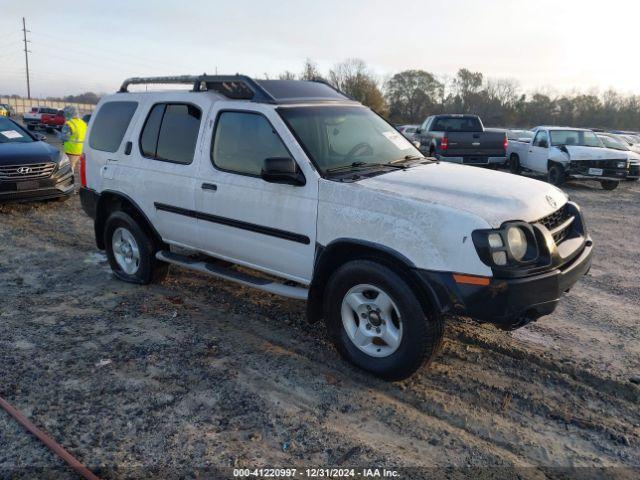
[600,180,619,190]
[324,260,444,380]
[104,211,168,284]
[548,163,566,186]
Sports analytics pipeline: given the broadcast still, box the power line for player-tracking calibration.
[22,17,31,99]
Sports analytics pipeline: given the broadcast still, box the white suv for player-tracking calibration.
[79,75,593,380]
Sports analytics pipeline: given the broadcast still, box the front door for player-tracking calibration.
[194,106,318,284]
[526,130,550,173]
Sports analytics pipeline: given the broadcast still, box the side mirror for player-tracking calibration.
[540,140,548,148]
[415,128,422,134]
[261,157,305,186]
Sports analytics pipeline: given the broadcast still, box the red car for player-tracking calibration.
[39,110,66,132]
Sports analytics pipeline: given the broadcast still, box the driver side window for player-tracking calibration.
[533,131,548,148]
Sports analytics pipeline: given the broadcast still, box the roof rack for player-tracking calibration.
[118,75,351,104]
[119,74,277,103]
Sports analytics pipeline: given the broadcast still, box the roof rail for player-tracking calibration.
[118,74,277,103]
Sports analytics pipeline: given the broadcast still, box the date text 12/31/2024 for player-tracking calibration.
[233,468,400,478]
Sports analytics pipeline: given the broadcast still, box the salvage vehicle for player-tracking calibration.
[0,117,74,202]
[0,103,13,117]
[40,110,66,133]
[597,133,640,181]
[414,114,508,167]
[508,127,628,190]
[396,124,419,141]
[79,75,593,380]
[22,107,59,130]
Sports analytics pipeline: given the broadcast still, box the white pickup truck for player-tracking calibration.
[78,75,594,379]
[507,126,629,190]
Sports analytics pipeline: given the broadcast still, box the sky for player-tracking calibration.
[1,0,640,98]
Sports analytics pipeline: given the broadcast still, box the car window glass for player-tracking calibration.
[89,101,138,153]
[533,131,548,147]
[212,111,289,176]
[155,104,202,164]
[139,104,165,158]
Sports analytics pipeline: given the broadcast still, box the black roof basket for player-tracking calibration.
[118,75,351,104]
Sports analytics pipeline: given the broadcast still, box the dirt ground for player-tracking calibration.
[0,147,639,478]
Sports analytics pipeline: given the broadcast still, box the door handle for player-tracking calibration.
[201,183,217,191]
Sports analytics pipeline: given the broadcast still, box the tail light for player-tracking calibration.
[79,153,87,187]
[441,136,449,151]
[504,135,509,151]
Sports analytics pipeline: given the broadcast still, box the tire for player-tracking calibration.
[509,154,521,174]
[548,163,566,186]
[104,211,168,284]
[600,180,619,191]
[323,260,444,380]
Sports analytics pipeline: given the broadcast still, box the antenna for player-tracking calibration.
[22,17,31,99]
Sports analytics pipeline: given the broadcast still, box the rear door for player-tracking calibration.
[129,97,208,247]
[193,104,318,284]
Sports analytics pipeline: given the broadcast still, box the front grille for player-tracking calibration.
[0,163,56,181]
[536,204,574,245]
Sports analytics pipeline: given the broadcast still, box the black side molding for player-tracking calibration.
[154,202,310,245]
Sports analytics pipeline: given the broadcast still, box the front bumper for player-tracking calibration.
[0,169,74,202]
[567,161,628,181]
[416,236,593,330]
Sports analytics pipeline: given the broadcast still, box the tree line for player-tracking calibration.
[284,59,640,130]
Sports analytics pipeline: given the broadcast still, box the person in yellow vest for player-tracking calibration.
[60,107,87,182]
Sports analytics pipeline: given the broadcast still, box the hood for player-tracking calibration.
[0,141,59,165]
[553,145,628,160]
[356,163,568,228]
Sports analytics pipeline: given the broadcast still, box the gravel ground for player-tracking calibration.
[0,152,639,479]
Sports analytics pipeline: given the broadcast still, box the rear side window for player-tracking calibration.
[139,103,202,164]
[211,111,289,176]
[431,116,483,132]
[89,101,138,153]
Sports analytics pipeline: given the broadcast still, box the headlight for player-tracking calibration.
[58,153,70,168]
[617,161,627,168]
[506,226,527,261]
[472,222,538,269]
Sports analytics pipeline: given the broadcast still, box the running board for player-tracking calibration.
[155,251,309,300]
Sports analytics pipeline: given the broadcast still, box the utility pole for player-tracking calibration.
[22,17,31,99]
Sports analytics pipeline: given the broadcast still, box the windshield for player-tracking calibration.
[0,118,34,144]
[279,106,421,173]
[549,130,603,147]
[598,135,628,151]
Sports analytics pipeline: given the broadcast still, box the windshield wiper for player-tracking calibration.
[389,155,428,164]
[325,161,407,174]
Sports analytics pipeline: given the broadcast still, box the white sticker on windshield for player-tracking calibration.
[382,131,412,150]
[0,130,24,139]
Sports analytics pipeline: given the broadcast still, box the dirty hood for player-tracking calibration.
[553,145,628,161]
[356,162,567,227]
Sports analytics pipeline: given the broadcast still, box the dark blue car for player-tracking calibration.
[0,117,74,202]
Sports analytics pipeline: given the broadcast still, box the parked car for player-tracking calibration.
[22,107,59,130]
[40,110,66,133]
[79,75,593,380]
[0,103,13,117]
[414,114,508,167]
[508,127,628,190]
[597,133,640,181]
[396,124,419,141]
[0,116,74,202]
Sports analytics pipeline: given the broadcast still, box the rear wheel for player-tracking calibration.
[600,180,619,190]
[548,163,566,186]
[104,211,168,284]
[509,154,521,174]
[324,260,444,380]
